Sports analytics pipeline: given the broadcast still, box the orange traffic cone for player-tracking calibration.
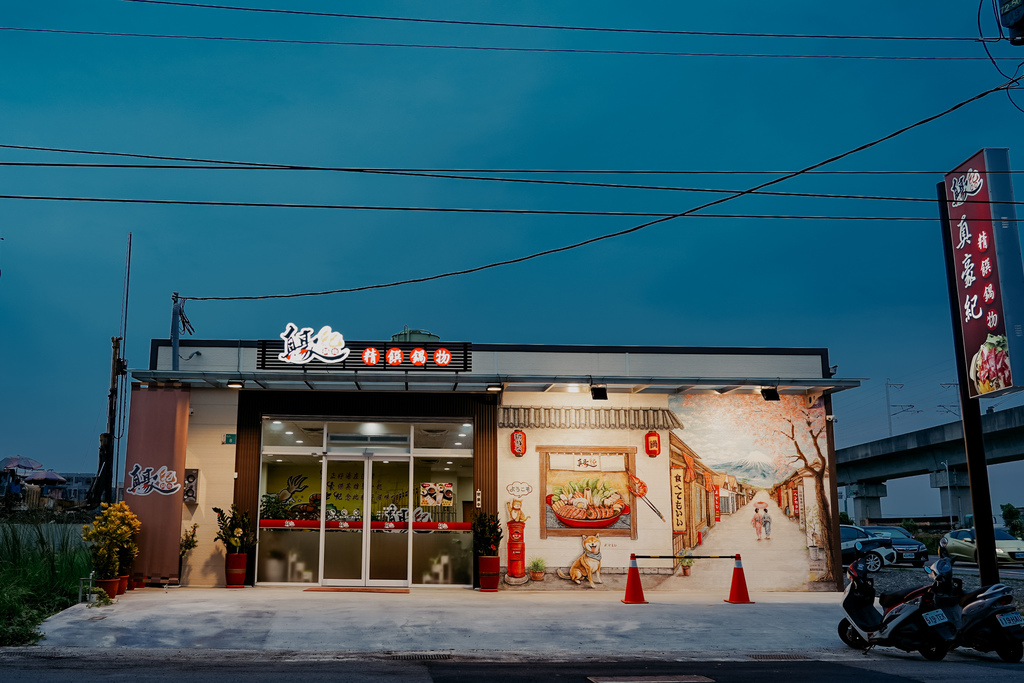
[621,553,648,604]
[724,553,754,604]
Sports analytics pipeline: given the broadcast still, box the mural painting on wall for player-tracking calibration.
[556,533,603,588]
[668,394,838,583]
[538,447,638,539]
[505,481,533,523]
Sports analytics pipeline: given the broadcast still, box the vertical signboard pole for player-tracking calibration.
[937,180,1000,586]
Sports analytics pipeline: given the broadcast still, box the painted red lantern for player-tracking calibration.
[644,431,661,456]
[510,430,527,456]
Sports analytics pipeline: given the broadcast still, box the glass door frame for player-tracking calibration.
[318,454,413,587]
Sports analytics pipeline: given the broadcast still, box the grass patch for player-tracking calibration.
[0,522,92,646]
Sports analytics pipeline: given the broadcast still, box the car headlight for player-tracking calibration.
[997,548,1007,554]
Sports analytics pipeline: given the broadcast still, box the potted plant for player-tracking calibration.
[527,557,546,581]
[213,504,257,587]
[678,555,695,576]
[82,502,141,598]
[178,523,199,586]
[472,511,503,592]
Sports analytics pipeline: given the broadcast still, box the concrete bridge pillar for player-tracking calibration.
[929,469,971,525]
[848,482,887,526]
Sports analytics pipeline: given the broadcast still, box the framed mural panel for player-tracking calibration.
[537,446,638,539]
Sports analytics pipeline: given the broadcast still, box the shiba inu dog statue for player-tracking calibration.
[557,534,602,588]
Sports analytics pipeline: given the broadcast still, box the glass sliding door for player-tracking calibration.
[321,459,367,584]
[366,459,411,584]
[320,456,411,586]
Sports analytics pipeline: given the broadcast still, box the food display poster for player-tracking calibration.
[943,149,1024,399]
[419,482,453,507]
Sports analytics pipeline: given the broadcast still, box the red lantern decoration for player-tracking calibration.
[644,430,661,456]
[510,430,527,456]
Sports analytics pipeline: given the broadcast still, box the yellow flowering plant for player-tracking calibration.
[81,502,142,580]
[212,504,256,554]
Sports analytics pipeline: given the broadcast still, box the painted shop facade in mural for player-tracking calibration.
[124,326,859,591]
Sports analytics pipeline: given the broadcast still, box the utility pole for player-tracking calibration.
[171,292,181,372]
[87,337,124,507]
[885,378,903,436]
[940,460,954,530]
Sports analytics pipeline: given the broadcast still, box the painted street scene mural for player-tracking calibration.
[665,393,838,590]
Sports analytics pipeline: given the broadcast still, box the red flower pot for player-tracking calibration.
[225,553,248,588]
[117,575,129,595]
[478,555,500,592]
[95,578,120,600]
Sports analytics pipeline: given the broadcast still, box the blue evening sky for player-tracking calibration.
[2,1,1023,516]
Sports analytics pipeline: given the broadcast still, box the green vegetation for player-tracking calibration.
[839,511,853,525]
[1002,503,1024,541]
[900,518,919,535]
[471,512,503,556]
[0,522,91,646]
[527,557,546,572]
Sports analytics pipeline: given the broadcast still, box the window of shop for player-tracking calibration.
[256,418,473,586]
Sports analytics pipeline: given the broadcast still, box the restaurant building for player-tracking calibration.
[123,325,858,590]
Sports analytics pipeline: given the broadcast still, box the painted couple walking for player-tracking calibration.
[751,507,772,541]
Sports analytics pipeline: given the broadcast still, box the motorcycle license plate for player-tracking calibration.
[997,612,1024,628]
[902,552,915,559]
[922,609,948,626]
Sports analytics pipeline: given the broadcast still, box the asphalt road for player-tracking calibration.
[2,650,1024,682]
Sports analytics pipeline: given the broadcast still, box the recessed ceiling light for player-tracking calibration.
[295,440,303,444]
[454,442,462,446]
[382,460,390,464]
[458,433,466,437]
[446,461,453,464]
[273,420,282,425]
[444,467,450,471]
[285,431,294,435]
[462,423,471,428]
[276,459,283,462]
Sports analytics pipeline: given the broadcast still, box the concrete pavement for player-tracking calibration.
[37,586,846,657]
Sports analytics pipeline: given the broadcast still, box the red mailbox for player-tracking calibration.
[506,520,525,578]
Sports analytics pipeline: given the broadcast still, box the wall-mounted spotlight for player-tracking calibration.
[590,384,608,400]
[760,386,780,401]
[227,379,245,389]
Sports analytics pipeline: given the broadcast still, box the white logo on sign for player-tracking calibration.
[278,323,351,364]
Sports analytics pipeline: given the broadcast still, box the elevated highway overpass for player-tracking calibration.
[835,404,1024,524]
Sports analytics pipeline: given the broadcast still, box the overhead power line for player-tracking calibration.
[177,74,1023,301]
[0,193,970,218]
[125,0,988,43]
[9,144,1024,174]
[2,27,1017,61]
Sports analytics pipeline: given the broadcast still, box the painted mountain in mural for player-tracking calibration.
[709,450,790,487]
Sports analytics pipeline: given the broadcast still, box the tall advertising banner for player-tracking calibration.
[943,149,1024,399]
[124,385,191,584]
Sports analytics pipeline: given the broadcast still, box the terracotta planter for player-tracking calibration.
[529,570,545,581]
[478,555,500,592]
[126,575,135,591]
[95,578,120,600]
[225,553,248,588]
[117,575,129,595]
[680,565,691,576]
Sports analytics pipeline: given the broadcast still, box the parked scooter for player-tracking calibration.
[838,544,962,660]
[956,583,1024,662]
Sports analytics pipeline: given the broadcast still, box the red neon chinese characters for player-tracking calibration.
[362,347,380,366]
[410,348,427,366]
[386,348,403,366]
[433,348,452,366]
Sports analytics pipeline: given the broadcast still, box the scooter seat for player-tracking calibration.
[878,586,918,609]
[959,587,986,607]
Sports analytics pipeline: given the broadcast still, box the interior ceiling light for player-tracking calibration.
[272,420,282,425]
[590,384,609,400]
[454,442,462,446]
[760,386,781,401]
[285,431,294,435]
[458,433,466,437]
[462,423,471,427]
[295,440,303,443]
[486,384,502,392]
[227,379,244,389]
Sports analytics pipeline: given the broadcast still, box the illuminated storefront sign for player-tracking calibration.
[278,323,350,364]
[943,149,1024,398]
[713,484,721,522]
[274,323,462,370]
